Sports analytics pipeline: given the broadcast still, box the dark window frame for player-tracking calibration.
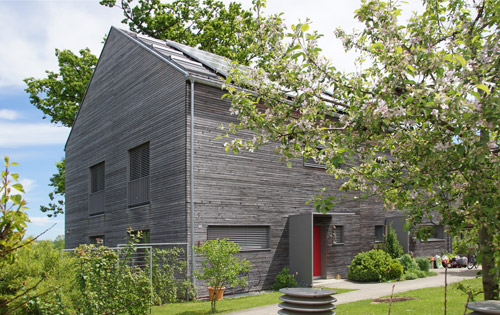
[89,162,105,194]
[89,235,105,246]
[303,157,327,169]
[429,225,445,241]
[333,225,344,245]
[128,142,151,207]
[375,225,385,243]
[129,142,150,181]
[129,229,151,244]
[88,162,106,216]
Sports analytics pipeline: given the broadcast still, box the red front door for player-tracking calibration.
[313,226,321,277]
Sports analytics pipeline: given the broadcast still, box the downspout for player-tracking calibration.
[189,77,195,290]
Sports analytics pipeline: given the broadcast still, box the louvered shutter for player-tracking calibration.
[129,143,150,180]
[207,226,270,250]
[90,162,105,193]
[128,143,150,206]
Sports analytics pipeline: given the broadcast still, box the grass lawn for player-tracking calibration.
[337,278,483,315]
[152,288,355,314]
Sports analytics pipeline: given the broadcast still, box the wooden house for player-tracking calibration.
[64,27,450,292]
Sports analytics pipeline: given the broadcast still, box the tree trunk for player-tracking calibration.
[479,226,499,300]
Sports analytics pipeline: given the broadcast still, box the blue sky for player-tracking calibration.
[0,0,420,241]
[0,0,123,240]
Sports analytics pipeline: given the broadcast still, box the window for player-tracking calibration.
[430,225,445,240]
[89,235,105,245]
[207,226,270,250]
[303,157,327,169]
[128,230,150,268]
[130,229,150,244]
[128,143,150,206]
[375,225,385,242]
[129,142,150,181]
[333,225,344,244]
[90,162,105,193]
[89,162,105,215]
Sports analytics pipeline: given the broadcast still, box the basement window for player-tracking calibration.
[89,235,105,246]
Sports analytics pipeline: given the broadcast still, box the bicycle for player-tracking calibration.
[467,254,478,269]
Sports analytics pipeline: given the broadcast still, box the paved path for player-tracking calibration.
[226,267,480,314]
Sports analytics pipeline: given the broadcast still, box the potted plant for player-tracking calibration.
[194,238,252,313]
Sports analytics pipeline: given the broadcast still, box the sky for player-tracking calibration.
[0,0,421,240]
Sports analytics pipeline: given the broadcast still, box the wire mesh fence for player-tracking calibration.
[62,242,191,314]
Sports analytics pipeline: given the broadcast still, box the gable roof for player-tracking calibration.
[66,27,344,149]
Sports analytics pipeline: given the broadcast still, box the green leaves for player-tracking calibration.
[40,158,65,217]
[224,0,500,298]
[11,183,24,194]
[454,55,467,67]
[101,0,279,66]
[75,242,152,314]
[194,239,252,312]
[24,48,97,128]
[1,156,30,267]
[475,84,490,95]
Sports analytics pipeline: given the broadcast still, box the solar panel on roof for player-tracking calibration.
[166,40,235,77]
[171,55,204,67]
[152,44,184,57]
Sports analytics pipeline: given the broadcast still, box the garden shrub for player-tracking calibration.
[386,261,404,280]
[75,243,151,315]
[348,249,400,282]
[273,266,299,291]
[416,270,427,278]
[416,257,431,273]
[402,271,419,280]
[0,240,78,314]
[384,225,404,259]
[194,239,252,313]
[398,254,418,272]
[151,247,196,305]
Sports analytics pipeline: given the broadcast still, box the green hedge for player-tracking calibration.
[348,249,403,282]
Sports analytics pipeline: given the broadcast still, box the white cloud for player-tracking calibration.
[29,216,61,227]
[0,109,20,120]
[20,178,37,193]
[5,178,35,196]
[0,0,123,87]
[0,122,70,148]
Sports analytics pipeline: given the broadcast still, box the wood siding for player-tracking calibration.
[65,28,188,248]
[187,83,396,292]
[66,29,448,295]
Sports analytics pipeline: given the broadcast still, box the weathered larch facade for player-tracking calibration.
[65,27,451,293]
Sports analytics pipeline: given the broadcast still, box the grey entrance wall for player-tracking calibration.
[386,216,409,253]
[289,213,313,286]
